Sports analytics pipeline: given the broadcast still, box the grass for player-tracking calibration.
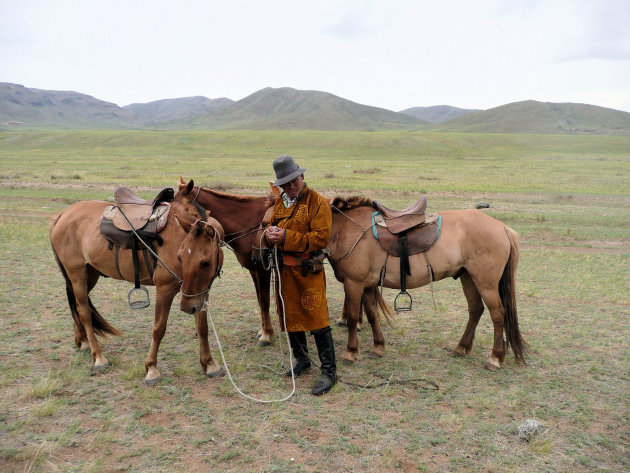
[0,129,628,472]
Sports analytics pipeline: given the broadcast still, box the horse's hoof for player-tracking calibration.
[336,320,347,327]
[257,339,272,347]
[256,331,262,340]
[206,367,224,378]
[341,351,359,363]
[369,347,385,358]
[92,359,110,372]
[483,359,501,371]
[451,346,467,357]
[77,341,90,351]
[145,376,161,386]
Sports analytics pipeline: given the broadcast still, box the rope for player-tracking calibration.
[204,237,298,403]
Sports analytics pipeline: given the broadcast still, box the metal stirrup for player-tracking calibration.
[128,286,150,309]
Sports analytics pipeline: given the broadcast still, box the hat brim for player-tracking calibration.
[273,167,306,186]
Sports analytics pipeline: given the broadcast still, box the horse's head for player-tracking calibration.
[175,206,224,315]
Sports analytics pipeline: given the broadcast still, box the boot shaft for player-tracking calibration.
[288,331,309,361]
[312,326,336,377]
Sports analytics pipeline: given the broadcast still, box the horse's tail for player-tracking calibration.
[371,287,394,324]
[50,215,122,338]
[500,227,527,364]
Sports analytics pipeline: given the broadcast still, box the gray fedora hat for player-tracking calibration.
[272,155,306,186]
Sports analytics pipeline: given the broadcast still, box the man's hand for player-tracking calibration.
[266,226,285,246]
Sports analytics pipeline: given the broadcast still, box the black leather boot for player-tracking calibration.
[285,331,311,377]
[311,326,337,395]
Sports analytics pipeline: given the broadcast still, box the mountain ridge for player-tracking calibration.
[2,82,629,134]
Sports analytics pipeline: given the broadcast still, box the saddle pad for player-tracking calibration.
[102,202,170,232]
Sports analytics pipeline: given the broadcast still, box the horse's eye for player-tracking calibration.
[200,261,211,269]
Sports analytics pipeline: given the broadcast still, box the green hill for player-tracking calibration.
[123,96,232,125]
[185,87,428,130]
[0,82,138,129]
[3,83,629,134]
[434,100,630,134]
[400,105,479,123]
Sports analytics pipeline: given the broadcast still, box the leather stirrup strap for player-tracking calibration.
[394,232,413,312]
[142,247,154,281]
[400,233,411,293]
[132,237,141,289]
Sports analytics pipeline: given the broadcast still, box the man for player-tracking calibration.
[265,155,336,395]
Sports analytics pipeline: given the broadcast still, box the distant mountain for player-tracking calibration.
[434,100,630,134]
[0,82,138,129]
[400,105,480,123]
[3,83,630,134]
[184,87,428,130]
[123,96,232,125]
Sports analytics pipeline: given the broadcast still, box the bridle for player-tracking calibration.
[330,206,376,262]
[189,184,268,249]
[180,221,224,299]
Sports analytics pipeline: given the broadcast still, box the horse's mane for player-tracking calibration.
[201,186,274,206]
[178,197,207,222]
[330,196,377,211]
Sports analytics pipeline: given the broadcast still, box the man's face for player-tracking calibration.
[281,174,304,199]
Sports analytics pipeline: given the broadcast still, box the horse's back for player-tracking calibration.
[435,209,515,278]
[51,200,111,265]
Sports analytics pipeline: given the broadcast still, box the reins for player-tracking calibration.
[330,206,376,262]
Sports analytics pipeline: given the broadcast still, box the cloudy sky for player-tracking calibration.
[2,0,629,112]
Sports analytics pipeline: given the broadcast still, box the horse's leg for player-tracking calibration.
[194,310,224,378]
[74,270,101,351]
[144,285,177,385]
[336,304,363,331]
[251,269,274,346]
[340,280,364,362]
[362,289,385,357]
[452,272,484,357]
[70,273,108,369]
[476,287,507,371]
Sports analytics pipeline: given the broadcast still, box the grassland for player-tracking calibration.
[0,130,628,472]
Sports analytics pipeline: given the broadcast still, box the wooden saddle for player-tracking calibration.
[372,196,442,312]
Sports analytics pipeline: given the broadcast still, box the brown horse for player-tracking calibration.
[50,196,225,384]
[328,196,526,370]
[176,177,277,345]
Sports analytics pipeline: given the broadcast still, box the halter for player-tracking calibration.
[330,206,376,262]
[180,222,224,299]
[189,184,267,253]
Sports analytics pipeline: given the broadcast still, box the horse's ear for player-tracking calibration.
[175,214,192,233]
[177,177,194,195]
[186,179,194,194]
[193,220,206,238]
[269,181,280,196]
[205,225,215,238]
